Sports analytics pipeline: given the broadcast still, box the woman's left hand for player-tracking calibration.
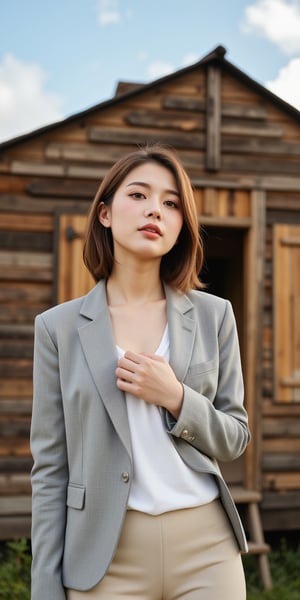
[115,351,183,418]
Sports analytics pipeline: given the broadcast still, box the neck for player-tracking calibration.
[106,263,164,306]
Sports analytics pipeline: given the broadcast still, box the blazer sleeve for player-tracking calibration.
[166,300,250,462]
[30,314,68,600]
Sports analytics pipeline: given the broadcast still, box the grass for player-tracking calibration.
[243,536,300,599]
[0,537,299,599]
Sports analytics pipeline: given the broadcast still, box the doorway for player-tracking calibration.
[200,226,246,485]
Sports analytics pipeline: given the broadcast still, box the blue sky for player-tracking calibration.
[1,0,300,142]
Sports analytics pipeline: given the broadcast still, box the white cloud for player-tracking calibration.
[182,52,200,66]
[0,54,63,143]
[265,57,300,110]
[146,53,200,81]
[147,60,175,80]
[97,0,121,25]
[242,0,300,54]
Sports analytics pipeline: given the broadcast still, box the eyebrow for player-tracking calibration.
[126,181,180,197]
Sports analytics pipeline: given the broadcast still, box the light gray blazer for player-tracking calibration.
[30,280,250,600]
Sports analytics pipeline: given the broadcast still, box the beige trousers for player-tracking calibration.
[67,499,246,600]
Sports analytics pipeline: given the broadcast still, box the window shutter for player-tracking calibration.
[273,224,300,402]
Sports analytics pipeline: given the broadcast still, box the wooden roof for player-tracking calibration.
[1,45,300,151]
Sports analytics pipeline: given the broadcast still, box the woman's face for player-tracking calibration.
[99,162,183,265]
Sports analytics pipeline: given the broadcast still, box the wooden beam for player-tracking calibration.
[243,190,266,490]
[206,65,221,171]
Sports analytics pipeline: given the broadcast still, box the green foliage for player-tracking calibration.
[0,539,31,600]
[244,538,300,600]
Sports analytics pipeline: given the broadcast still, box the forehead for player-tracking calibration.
[121,161,178,190]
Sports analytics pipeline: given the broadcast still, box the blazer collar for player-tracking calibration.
[78,280,196,454]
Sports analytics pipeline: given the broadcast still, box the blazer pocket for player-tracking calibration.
[187,358,218,376]
[67,483,85,510]
[184,359,218,397]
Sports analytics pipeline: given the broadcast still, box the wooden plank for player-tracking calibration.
[263,472,300,490]
[0,324,34,337]
[0,399,32,416]
[263,418,300,437]
[0,418,31,437]
[222,155,300,175]
[0,266,52,282]
[124,109,205,131]
[0,379,32,399]
[196,175,300,193]
[0,213,53,232]
[262,508,300,531]
[0,230,53,251]
[222,137,300,156]
[0,495,31,515]
[0,251,52,269]
[0,194,90,213]
[88,125,205,150]
[266,194,300,211]
[0,437,31,456]
[262,453,300,471]
[0,339,33,359]
[163,96,206,111]
[0,282,52,304]
[0,516,31,540]
[0,474,31,494]
[46,142,122,163]
[0,305,45,324]
[163,96,267,119]
[262,490,300,510]
[26,180,98,198]
[262,399,300,416]
[206,65,221,170]
[11,161,64,176]
[0,359,33,378]
[263,437,300,453]
[199,216,251,227]
[221,120,283,137]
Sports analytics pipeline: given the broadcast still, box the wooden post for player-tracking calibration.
[243,190,266,490]
[206,65,221,171]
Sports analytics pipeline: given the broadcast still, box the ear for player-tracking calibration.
[98,202,111,228]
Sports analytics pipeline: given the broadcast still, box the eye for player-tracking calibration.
[129,192,146,199]
[164,199,179,208]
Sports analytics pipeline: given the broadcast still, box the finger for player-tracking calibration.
[140,353,166,363]
[123,350,143,363]
[117,356,139,371]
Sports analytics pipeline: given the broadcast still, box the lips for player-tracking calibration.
[138,224,162,236]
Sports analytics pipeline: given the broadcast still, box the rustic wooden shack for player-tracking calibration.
[0,47,299,576]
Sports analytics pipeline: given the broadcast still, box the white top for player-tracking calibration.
[117,325,219,515]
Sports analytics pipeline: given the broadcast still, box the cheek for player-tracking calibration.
[173,213,184,237]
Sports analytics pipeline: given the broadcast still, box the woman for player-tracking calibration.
[31,144,250,600]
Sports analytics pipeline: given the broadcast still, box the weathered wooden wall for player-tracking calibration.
[1,49,300,536]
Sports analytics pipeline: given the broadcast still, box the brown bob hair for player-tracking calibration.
[83,144,204,293]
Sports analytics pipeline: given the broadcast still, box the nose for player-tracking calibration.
[145,199,161,219]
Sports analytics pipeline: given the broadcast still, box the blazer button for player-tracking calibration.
[121,472,129,483]
[181,429,189,439]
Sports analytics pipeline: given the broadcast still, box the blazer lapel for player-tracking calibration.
[164,284,197,382]
[78,281,132,459]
